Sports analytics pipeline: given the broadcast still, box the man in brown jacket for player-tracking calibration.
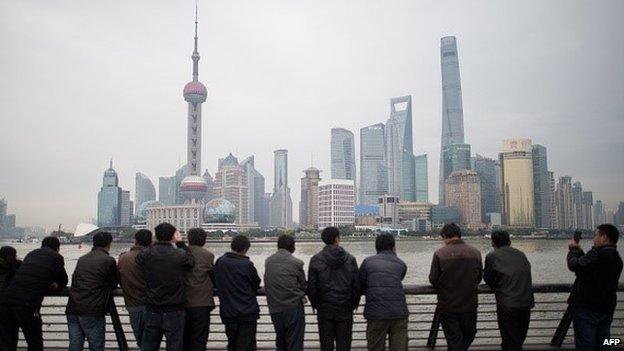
[429,223,482,351]
[118,229,152,349]
[183,228,216,351]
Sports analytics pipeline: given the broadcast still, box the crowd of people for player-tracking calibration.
[0,222,621,351]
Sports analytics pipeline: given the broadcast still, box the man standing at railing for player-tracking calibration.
[360,233,409,351]
[567,224,622,351]
[484,230,534,351]
[429,223,482,351]
[213,235,261,351]
[264,234,307,351]
[137,223,195,351]
[308,227,361,351]
[0,236,68,351]
[65,231,118,351]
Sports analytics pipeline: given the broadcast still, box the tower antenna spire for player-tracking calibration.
[192,0,200,81]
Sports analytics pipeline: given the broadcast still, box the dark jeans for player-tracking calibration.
[439,310,477,351]
[317,316,353,351]
[496,306,531,351]
[183,306,214,351]
[127,306,146,349]
[224,320,257,351]
[366,318,408,351]
[270,305,305,351]
[573,306,614,351]
[142,309,186,351]
[67,314,106,351]
[0,304,43,351]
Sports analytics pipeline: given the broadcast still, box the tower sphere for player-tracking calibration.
[183,81,207,103]
[180,175,208,201]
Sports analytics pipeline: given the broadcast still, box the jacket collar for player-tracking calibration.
[130,245,145,251]
[155,241,173,247]
[92,246,110,255]
[593,244,618,250]
[378,249,396,256]
[225,251,249,260]
[448,239,465,245]
[277,248,292,256]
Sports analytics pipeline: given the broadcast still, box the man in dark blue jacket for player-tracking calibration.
[568,224,622,351]
[360,233,408,351]
[0,237,68,351]
[213,235,261,351]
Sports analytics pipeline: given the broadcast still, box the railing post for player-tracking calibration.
[550,303,574,347]
[426,307,440,349]
[109,298,129,350]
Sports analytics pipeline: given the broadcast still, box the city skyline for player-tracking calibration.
[1,0,623,229]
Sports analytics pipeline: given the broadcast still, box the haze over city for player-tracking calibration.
[1,0,623,230]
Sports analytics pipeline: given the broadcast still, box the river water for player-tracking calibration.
[4,238,623,285]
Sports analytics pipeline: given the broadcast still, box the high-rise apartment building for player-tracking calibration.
[214,154,249,224]
[318,179,355,229]
[594,200,606,226]
[385,96,415,201]
[414,154,429,202]
[120,190,132,226]
[444,170,482,228]
[241,156,266,225]
[135,172,156,215]
[499,139,535,227]
[439,36,466,204]
[473,154,502,222]
[331,128,356,182]
[97,160,122,227]
[441,143,471,204]
[360,123,387,205]
[270,149,293,228]
[549,172,558,229]
[532,145,551,228]
[300,167,321,228]
[555,176,574,229]
[581,191,594,230]
[572,182,584,229]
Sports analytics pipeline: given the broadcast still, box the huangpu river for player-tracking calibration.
[4,238,623,284]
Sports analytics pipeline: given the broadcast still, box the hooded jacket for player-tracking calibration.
[307,245,361,320]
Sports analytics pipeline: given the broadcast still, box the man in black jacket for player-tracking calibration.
[66,231,118,351]
[137,223,195,351]
[0,237,68,351]
[213,235,261,351]
[308,227,360,351]
[568,224,622,351]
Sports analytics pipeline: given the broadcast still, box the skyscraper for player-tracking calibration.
[594,200,606,226]
[499,139,535,227]
[444,170,482,228]
[0,198,6,231]
[441,143,471,204]
[549,171,558,228]
[556,176,574,229]
[97,160,121,227]
[202,170,216,202]
[439,36,466,204]
[581,191,594,230]
[214,154,249,224]
[241,156,266,225]
[300,167,321,228]
[385,95,415,201]
[120,190,132,226]
[331,128,356,182]
[360,123,387,205]
[532,144,551,228]
[318,179,355,229]
[270,149,293,228]
[179,5,208,203]
[135,172,156,215]
[414,154,429,202]
[158,176,176,205]
[473,154,502,221]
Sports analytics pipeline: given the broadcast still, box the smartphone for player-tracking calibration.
[573,231,582,244]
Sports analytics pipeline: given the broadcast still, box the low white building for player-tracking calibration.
[146,203,202,234]
[318,179,355,229]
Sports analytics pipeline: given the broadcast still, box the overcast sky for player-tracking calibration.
[1,0,623,230]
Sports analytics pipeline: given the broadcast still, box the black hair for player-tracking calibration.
[188,228,207,247]
[321,226,340,245]
[277,234,295,253]
[41,236,61,252]
[135,229,153,247]
[231,235,251,253]
[93,231,113,248]
[597,224,620,244]
[440,223,462,239]
[375,233,395,253]
[155,222,176,242]
[491,230,511,247]
[0,246,17,263]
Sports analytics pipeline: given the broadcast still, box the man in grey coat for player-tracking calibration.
[264,235,307,351]
[484,230,534,351]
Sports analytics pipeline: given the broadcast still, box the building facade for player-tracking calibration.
[473,154,502,222]
[414,154,429,202]
[214,154,249,224]
[555,176,574,229]
[158,176,176,205]
[270,149,293,228]
[241,156,266,225]
[299,167,321,228]
[120,190,132,226]
[135,172,156,216]
[441,143,471,204]
[378,195,400,227]
[318,179,355,229]
[444,170,482,228]
[97,160,122,227]
[359,123,387,205]
[331,128,356,182]
[147,203,203,234]
[531,145,551,228]
[499,138,535,227]
[385,96,416,201]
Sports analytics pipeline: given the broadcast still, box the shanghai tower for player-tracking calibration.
[438,36,465,204]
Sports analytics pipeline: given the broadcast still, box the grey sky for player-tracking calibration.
[1,0,623,230]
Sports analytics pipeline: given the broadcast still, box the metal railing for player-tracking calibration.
[18,284,624,350]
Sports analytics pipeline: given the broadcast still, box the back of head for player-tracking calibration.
[277,234,295,253]
[231,235,251,254]
[375,233,395,253]
[0,246,17,263]
[41,236,61,252]
[135,229,153,247]
[440,223,462,239]
[188,228,207,247]
[321,226,340,245]
[155,222,176,242]
[597,224,620,244]
[93,231,113,248]
[491,230,511,248]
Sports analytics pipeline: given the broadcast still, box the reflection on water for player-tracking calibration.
[3,238,622,285]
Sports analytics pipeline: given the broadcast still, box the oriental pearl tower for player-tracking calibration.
[179,3,209,203]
